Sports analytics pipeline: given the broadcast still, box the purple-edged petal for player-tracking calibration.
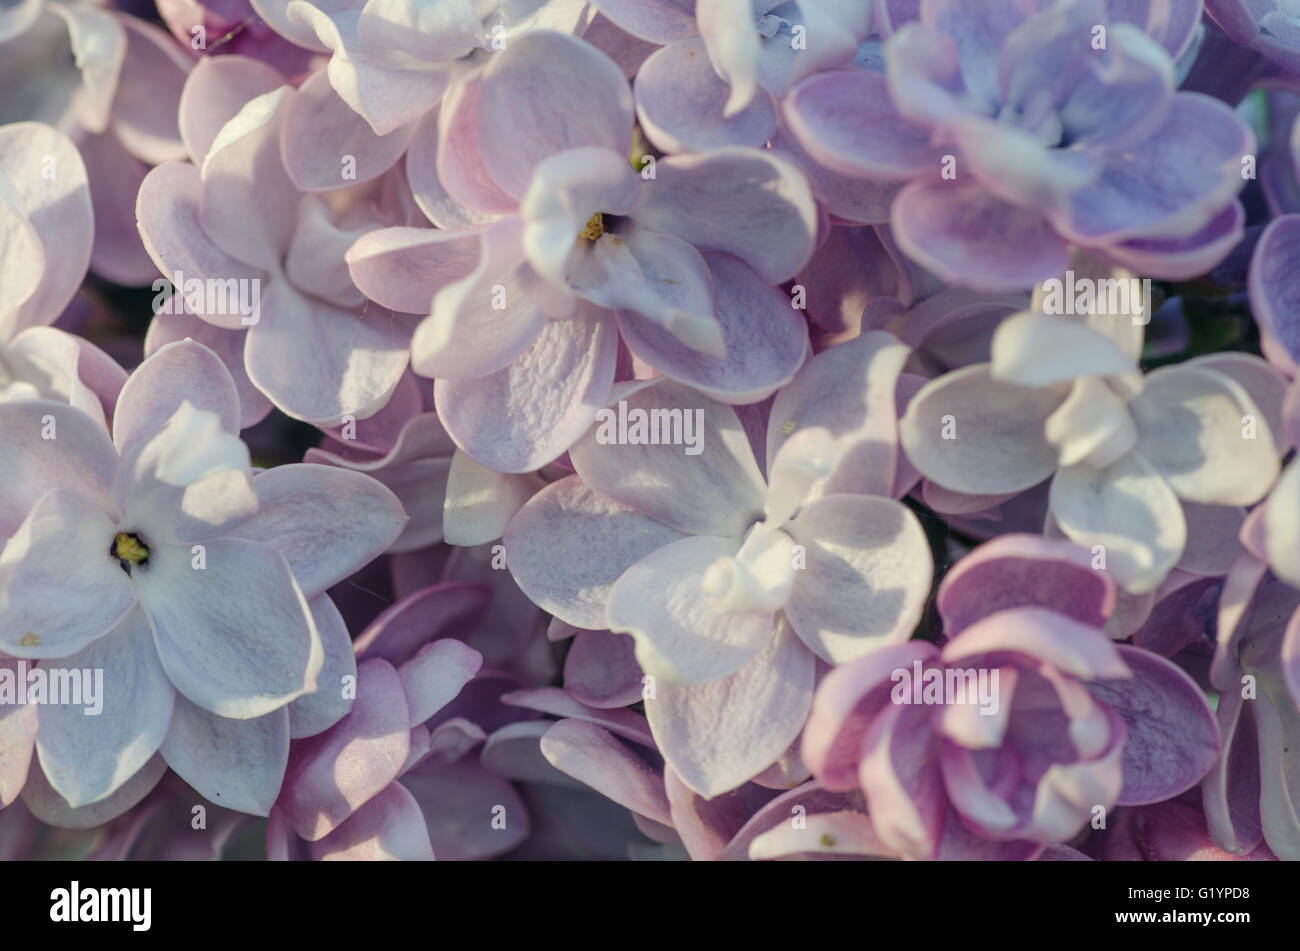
[1249,213,1300,367]
[937,533,1116,635]
[784,67,941,180]
[857,698,945,860]
[802,641,937,791]
[1086,644,1220,805]
[943,606,1130,679]
[1053,94,1252,245]
[892,181,1070,290]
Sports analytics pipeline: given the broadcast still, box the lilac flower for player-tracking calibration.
[784,0,1250,288]
[349,29,816,472]
[803,534,1221,860]
[0,339,405,820]
[900,254,1283,593]
[505,332,932,795]
[137,63,415,425]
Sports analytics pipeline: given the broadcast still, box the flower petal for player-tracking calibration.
[1086,645,1220,806]
[160,696,289,815]
[140,538,323,719]
[646,620,814,798]
[899,364,1066,495]
[504,475,685,630]
[784,495,931,663]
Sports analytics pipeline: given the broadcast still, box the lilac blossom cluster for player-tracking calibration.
[1,0,1299,864]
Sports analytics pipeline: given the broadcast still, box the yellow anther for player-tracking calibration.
[113,532,150,566]
[580,213,606,241]
[19,633,38,647]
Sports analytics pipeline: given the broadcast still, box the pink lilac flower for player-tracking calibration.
[349,29,815,472]
[802,533,1221,859]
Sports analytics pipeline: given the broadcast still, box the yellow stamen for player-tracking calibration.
[580,213,606,241]
[19,633,38,647]
[113,532,150,566]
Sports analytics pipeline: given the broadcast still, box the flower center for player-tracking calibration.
[579,213,606,241]
[111,531,150,572]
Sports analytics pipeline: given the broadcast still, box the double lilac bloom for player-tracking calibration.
[784,0,1250,288]
[803,534,1220,860]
